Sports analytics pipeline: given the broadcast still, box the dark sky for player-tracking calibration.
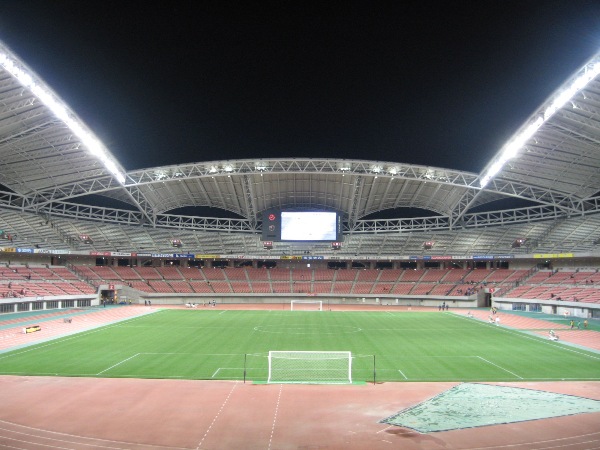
[1,1,599,173]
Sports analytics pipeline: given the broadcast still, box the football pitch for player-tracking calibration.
[1,309,599,383]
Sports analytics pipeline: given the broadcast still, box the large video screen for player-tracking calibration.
[262,210,341,242]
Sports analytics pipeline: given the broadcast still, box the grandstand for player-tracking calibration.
[0,42,599,319]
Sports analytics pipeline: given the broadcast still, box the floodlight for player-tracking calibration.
[0,47,126,184]
[479,54,600,188]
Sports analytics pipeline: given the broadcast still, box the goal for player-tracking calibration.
[267,350,352,384]
[290,300,322,311]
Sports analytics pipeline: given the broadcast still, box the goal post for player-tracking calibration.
[267,350,352,384]
[290,300,322,311]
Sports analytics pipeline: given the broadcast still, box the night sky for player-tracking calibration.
[1,1,599,173]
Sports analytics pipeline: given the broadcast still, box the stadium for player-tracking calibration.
[1,21,600,450]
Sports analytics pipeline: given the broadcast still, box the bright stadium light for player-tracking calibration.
[479,56,600,188]
[544,63,600,119]
[0,45,126,184]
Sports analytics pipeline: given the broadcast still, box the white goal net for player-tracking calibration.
[290,300,322,311]
[267,350,352,384]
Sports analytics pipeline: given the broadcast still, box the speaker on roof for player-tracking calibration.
[79,234,93,244]
[512,238,526,248]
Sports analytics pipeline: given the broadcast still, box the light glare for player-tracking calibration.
[480,53,600,188]
[0,46,126,184]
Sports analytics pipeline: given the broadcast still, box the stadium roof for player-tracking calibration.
[0,41,599,255]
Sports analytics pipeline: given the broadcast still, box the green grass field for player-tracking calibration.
[1,309,599,383]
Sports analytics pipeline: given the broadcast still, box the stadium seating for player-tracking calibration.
[391,283,413,295]
[442,269,470,283]
[246,268,270,281]
[271,282,292,293]
[167,280,194,293]
[135,267,162,280]
[230,281,252,293]
[352,283,373,294]
[189,281,213,293]
[400,269,426,282]
[420,269,450,282]
[292,269,312,282]
[332,282,352,294]
[209,281,232,293]
[312,283,332,294]
[269,268,292,281]
[250,282,272,294]
[376,270,402,282]
[1,264,599,305]
[313,269,335,281]
[148,280,175,293]
[201,268,227,280]
[224,268,248,281]
[293,282,312,293]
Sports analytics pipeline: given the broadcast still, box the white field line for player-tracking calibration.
[96,353,141,375]
[476,355,523,379]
